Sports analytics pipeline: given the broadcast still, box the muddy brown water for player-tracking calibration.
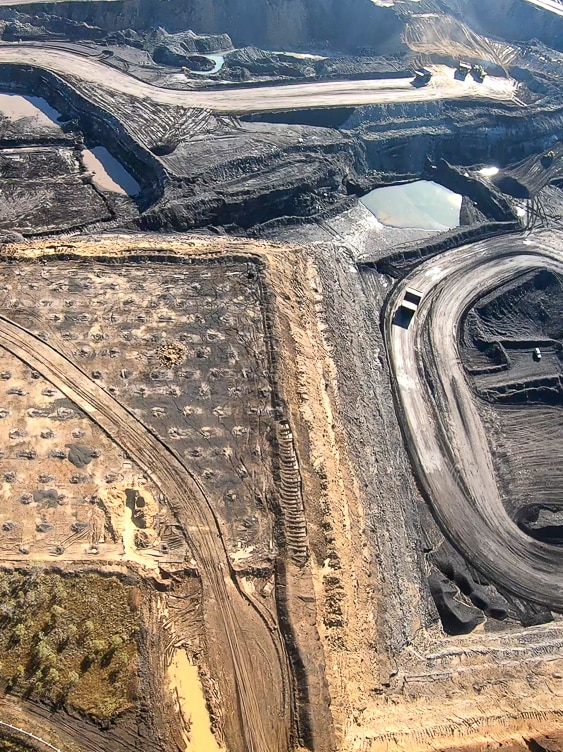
[168,649,224,751]
[81,146,140,196]
[0,92,62,125]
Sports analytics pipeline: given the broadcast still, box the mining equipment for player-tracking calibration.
[400,287,423,314]
[541,150,555,167]
[458,61,471,78]
[413,67,432,85]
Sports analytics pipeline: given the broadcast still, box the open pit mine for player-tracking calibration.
[0,1,561,751]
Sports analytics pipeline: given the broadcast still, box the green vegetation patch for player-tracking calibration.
[0,731,39,752]
[0,568,140,721]
[0,731,37,752]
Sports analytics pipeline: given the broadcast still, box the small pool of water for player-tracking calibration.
[0,92,63,125]
[270,50,328,60]
[82,146,140,196]
[191,54,225,76]
[479,166,500,177]
[360,180,462,231]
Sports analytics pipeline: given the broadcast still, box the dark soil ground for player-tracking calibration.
[0,258,279,568]
[461,269,563,565]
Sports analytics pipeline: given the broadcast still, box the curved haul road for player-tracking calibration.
[0,45,514,113]
[385,234,563,610]
[0,314,291,752]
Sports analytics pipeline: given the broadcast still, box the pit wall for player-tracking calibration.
[365,220,519,278]
[2,0,563,52]
[0,65,166,211]
[353,100,563,176]
[0,0,405,52]
[466,0,563,51]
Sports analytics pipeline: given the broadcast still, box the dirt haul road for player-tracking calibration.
[0,314,292,752]
[385,233,563,610]
[0,45,516,113]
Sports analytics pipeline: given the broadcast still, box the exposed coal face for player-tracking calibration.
[518,505,563,545]
[243,108,356,129]
[460,270,562,604]
[462,269,563,405]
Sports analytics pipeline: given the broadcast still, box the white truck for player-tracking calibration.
[400,287,423,314]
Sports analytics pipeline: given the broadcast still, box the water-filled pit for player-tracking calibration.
[361,180,462,231]
[191,54,225,75]
[81,146,140,196]
[0,92,63,125]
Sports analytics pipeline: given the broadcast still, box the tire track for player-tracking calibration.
[385,235,563,610]
[0,45,516,113]
[0,313,292,752]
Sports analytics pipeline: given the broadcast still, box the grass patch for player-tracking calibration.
[0,568,140,722]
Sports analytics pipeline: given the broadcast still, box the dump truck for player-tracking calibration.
[471,64,487,82]
[401,287,423,314]
[458,61,471,78]
[413,68,432,85]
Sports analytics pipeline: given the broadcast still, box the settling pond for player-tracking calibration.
[82,146,140,196]
[361,180,462,231]
[0,93,139,197]
[191,54,225,75]
[0,91,63,125]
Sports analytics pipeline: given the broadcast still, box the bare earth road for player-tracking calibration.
[0,314,292,752]
[0,45,516,113]
[385,233,563,610]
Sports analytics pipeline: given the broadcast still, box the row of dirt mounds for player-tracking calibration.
[0,309,293,752]
[0,247,338,752]
[0,257,279,564]
[0,349,167,562]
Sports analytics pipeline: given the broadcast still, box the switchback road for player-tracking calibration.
[0,45,516,113]
[385,234,563,610]
[0,314,291,752]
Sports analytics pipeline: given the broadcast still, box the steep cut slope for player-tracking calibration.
[0,0,406,52]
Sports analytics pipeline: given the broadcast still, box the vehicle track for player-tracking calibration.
[0,314,292,752]
[385,234,563,610]
[0,45,515,113]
